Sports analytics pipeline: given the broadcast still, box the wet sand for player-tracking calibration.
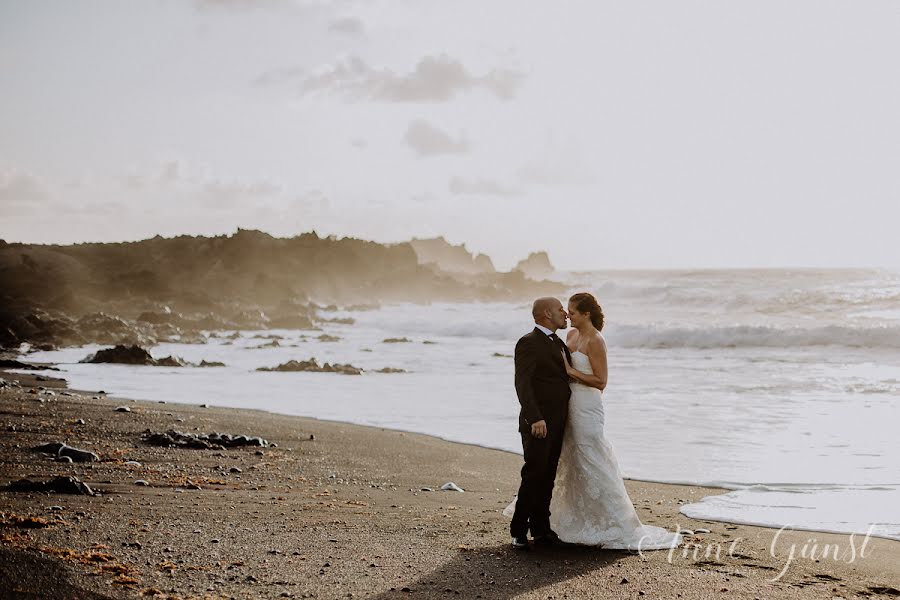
[1,370,897,599]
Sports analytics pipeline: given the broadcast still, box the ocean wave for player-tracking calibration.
[606,323,900,350]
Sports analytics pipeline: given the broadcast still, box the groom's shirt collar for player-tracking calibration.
[534,324,555,337]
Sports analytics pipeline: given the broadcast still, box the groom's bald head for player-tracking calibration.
[532,297,568,330]
[532,297,558,319]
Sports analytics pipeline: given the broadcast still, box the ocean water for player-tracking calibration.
[18,268,900,541]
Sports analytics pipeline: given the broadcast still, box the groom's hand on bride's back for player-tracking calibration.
[531,420,547,439]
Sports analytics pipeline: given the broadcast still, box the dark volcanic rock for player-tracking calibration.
[33,442,100,462]
[0,359,59,371]
[82,344,155,365]
[6,476,96,496]
[80,344,185,367]
[155,355,186,367]
[256,358,363,375]
[142,429,271,449]
[197,360,226,367]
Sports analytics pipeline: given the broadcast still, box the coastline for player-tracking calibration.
[1,369,898,599]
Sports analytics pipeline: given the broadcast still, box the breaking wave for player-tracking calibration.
[607,323,900,350]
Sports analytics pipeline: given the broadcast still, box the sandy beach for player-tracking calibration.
[1,369,897,600]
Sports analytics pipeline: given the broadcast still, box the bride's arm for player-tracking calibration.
[566,335,608,391]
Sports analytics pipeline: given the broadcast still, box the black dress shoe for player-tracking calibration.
[533,530,562,546]
[511,535,531,550]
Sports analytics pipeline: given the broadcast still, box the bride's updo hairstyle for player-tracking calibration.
[569,292,604,331]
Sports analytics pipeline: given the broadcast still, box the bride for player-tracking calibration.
[505,292,682,551]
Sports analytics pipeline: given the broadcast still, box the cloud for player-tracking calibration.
[0,168,51,215]
[404,120,470,158]
[283,54,525,102]
[516,150,596,188]
[121,160,285,207]
[192,0,314,11]
[329,16,364,36]
[448,176,520,197]
[254,65,307,87]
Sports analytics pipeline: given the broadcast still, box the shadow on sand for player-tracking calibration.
[370,542,631,599]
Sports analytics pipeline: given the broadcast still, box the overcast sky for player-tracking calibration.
[1,1,899,270]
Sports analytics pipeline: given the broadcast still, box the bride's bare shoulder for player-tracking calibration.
[566,329,578,342]
[587,332,607,352]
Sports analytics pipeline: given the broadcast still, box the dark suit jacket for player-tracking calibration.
[514,327,572,434]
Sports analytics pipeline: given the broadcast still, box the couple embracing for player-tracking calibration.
[504,293,682,551]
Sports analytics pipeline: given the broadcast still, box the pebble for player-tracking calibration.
[230,467,242,473]
[55,456,74,463]
[115,406,131,412]
[124,460,142,467]
[74,418,85,425]
[681,529,695,535]
[695,528,711,534]
[134,479,150,486]
[48,505,63,511]
[420,487,433,492]
[440,482,465,492]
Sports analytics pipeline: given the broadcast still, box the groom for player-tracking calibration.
[510,297,572,550]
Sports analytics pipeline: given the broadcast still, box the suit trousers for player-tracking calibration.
[510,424,565,538]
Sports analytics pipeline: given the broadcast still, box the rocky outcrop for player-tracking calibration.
[256,358,363,375]
[408,237,496,275]
[81,345,157,365]
[80,345,185,367]
[0,230,564,348]
[514,251,556,280]
[78,345,226,368]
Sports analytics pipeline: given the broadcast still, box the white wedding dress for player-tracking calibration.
[504,351,682,550]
